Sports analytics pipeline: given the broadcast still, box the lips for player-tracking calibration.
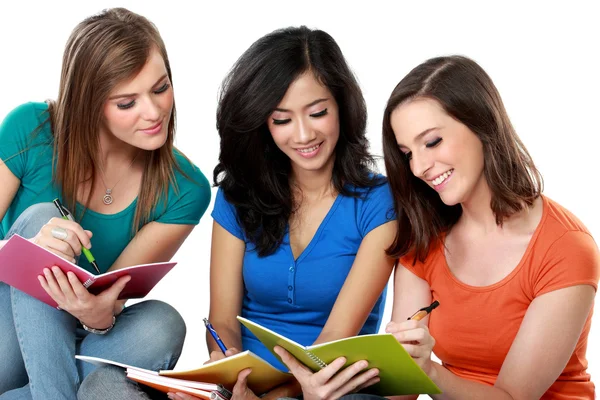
[140,120,163,135]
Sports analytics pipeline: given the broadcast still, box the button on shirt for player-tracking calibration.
[211,179,395,370]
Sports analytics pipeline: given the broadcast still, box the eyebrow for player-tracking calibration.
[108,74,169,100]
[397,127,439,148]
[274,98,328,112]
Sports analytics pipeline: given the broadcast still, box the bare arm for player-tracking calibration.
[315,220,397,344]
[0,158,21,250]
[391,264,596,400]
[206,221,245,354]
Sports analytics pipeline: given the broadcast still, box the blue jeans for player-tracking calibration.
[0,203,187,400]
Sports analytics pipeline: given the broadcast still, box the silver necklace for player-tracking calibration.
[98,151,140,205]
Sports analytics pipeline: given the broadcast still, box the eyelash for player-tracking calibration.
[117,83,171,110]
[272,108,328,126]
[402,138,443,161]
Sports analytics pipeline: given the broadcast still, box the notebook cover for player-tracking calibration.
[160,350,292,395]
[238,316,441,396]
[0,234,176,308]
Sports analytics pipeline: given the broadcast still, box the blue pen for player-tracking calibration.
[204,318,228,354]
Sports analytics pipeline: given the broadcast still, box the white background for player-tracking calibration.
[1,0,598,391]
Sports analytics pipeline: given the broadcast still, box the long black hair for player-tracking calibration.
[214,26,382,256]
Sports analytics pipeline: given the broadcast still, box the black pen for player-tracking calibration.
[52,198,100,274]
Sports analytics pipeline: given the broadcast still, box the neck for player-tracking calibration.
[290,157,336,201]
[458,177,498,234]
[98,129,142,168]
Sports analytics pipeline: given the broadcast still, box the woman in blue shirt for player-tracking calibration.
[0,8,210,400]
[81,25,396,400]
[203,26,397,400]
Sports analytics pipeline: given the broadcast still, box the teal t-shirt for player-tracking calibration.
[0,102,211,273]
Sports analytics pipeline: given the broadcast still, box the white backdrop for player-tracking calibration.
[1,0,598,390]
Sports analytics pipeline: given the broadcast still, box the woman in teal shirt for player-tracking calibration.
[0,8,210,399]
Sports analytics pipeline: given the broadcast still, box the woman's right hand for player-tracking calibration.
[30,217,93,263]
[205,347,241,364]
[274,346,379,400]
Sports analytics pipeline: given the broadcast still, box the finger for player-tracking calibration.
[331,367,379,399]
[38,275,61,303]
[67,271,91,299]
[48,217,92,249]
[85,230,93,239]
[354,375,381,393]
[385,319,420,333]
[42,223,82,257]
[311,356,348,385]
[325,359,368,391]
[225,347,240,356]
[51,266,79,301]
[232,368,252,397]
[392,327,429,343]
[38,235,76,263]
[401,343,431,359]
[274,346,313,378]
[42,267,65,300]
[100,275,131,301]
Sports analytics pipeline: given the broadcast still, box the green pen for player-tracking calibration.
[52,198,100,274]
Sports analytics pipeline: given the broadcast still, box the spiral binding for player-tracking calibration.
[83,278,94,288]
[306,351,328,368]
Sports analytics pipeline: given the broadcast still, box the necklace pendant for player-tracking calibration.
[103,189,113,205]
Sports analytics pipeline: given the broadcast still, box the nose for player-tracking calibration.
[410,150,434,178]
[140,96,161,121]
[293,117,316,144]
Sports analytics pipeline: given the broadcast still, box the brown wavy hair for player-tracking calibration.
[48,7,180,231]
[382,55,543,262]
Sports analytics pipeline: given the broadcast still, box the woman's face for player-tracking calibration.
[102,47,174,151]
[267,72,340,175]
[390,97,486,206]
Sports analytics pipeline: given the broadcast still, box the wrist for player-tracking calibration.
[80,314,116,335]
[80,312,115,330]
[427,360,442,382]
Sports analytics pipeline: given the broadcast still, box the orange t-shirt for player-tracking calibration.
[400,196,599,399]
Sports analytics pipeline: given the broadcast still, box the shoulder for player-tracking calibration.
[534,195,596,253]
[1,102,50,134]
[172,148,211,197]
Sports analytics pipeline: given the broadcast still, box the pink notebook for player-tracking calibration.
[0,234,177,308]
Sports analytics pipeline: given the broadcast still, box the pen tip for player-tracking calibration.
[203,318,209,325]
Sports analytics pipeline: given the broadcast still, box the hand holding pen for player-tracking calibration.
[385,300,439,375]
[51,199,100,273]
[204,318,241,363]
[28,200,97,272]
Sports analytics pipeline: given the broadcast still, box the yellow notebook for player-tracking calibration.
[76,350,292,396]
[238,316,441,396]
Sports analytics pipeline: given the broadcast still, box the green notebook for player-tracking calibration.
[238,316,441,396]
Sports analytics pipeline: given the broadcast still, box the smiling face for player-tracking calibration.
[101,47,174,151]
[390,97,487,206]
[267,72,340,175]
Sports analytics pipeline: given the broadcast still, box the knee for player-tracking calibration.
[6,202,62,239]
[78,365,126,400]
[127,300,186,349]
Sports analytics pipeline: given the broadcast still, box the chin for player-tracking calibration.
[437,192,463,207]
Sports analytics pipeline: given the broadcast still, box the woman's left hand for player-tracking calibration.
[168,369,259,400]
[38,266,130,329]
[385,319,435,376]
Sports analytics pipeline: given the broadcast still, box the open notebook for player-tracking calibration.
[238,316,441,396]
[77,351,292,396]
[0,234,176,308]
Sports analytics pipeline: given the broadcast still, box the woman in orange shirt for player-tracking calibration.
[382,55,599,399]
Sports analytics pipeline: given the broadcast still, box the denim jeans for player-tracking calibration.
[0,203,187,400]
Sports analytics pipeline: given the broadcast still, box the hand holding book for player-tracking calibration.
[274,346,379,400]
